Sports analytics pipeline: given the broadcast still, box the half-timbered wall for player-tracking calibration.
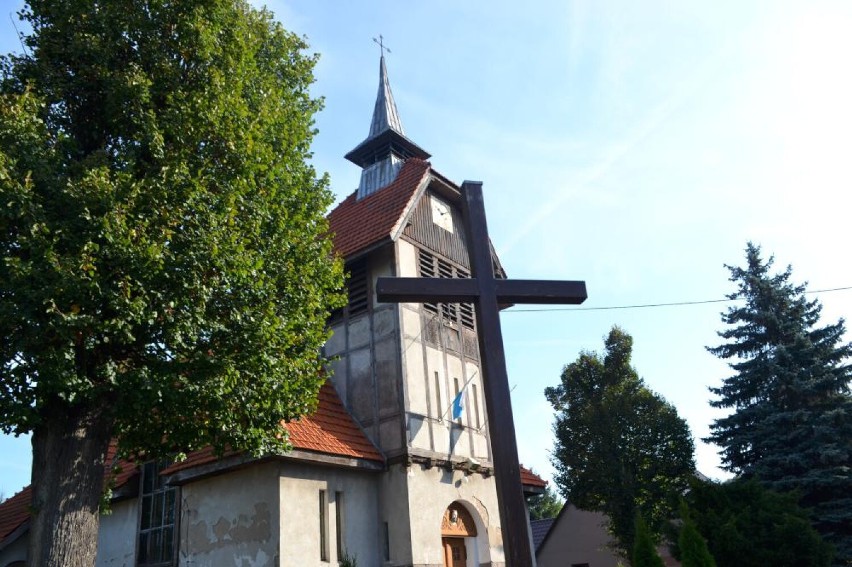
[326,244,406,458]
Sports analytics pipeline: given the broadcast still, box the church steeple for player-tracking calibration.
[369,55,404,138]
[346,53,430,200]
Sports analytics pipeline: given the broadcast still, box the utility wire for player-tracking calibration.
[504,285,852,313]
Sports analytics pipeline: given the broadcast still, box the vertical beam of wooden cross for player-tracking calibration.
[376,181,587,567]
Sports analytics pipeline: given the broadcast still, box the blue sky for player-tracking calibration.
[2,0,852,498]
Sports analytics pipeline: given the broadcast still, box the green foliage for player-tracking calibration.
[339,550,357,567]
[706,243,851,563]
[527,485,564,521]
[0,0,343,461]
[677,501,716,567]
[546,326,695,555]
[632,513,665,567]
[683,478,832,567]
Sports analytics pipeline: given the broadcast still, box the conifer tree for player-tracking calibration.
[677,501,716,567]
[632,514,665,567]
[684,478,833,567]
[706,243,851,563]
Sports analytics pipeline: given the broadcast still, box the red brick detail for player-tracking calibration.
[520,466,548,488]
[328,158,431,259]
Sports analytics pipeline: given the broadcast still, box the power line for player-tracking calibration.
[504,285,852,313]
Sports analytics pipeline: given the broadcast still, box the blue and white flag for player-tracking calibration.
[451,390,465,420]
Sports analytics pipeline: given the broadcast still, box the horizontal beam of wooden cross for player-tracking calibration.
[376,277,587,305]
[375,181,588,567]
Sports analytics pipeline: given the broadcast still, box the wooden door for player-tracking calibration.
[442,537,466,567]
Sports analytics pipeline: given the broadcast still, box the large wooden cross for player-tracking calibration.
[376,181,587,567]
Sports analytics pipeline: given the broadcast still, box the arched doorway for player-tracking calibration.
[441,502,478,567]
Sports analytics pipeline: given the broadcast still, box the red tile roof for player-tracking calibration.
[285,381,383,461]
[520,466,548,488]
[328,158,431,259]
[162,381,384,475]
[0,486,30,544]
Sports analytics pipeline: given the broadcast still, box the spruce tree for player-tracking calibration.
[706,243,852,563]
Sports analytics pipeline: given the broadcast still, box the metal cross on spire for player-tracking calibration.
[376,182,588,567]
[373,34,391,57]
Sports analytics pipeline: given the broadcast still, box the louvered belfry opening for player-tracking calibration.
[347,258,369,317]
[417,249,475,330]
[330,258,369,322]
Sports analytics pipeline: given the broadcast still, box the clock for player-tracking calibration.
[430,195,454,233]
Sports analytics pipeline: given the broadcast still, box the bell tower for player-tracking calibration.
[326,52,509,567]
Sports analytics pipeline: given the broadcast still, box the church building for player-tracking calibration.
[0,55,545,567]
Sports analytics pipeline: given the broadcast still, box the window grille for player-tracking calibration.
[137,462,177,566]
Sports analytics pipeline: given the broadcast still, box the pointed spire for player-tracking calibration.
[345,49,431,199]
[369,56,405,138]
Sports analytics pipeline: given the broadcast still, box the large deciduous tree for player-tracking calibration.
[706,243,851,563]
[545,326,695,556]
[0,2,344,565]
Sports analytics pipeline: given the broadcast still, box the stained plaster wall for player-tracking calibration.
[405,464,504,567]
[278,461,381,567]
[179,462,279,567]
[326,244,404,457]
[96,498,139,566]
[378,462,415,566]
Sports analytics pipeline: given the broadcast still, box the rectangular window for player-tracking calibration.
[472,384,481,429]
[434,372,443,420]
[335,491,344,560]
[454,378,462,424]
[383,522,390,561]
[319,490,329,562]
[138,461,177,567]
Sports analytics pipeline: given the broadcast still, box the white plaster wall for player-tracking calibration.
[379,463,415,566]
[179,463,280,567]
[405,465,504,567]
[405,348,429,417]
[0,497,140,567]
[397,239,418,279]
[278,462,380,567]
[96,498,139,567]
[0,532,27,566]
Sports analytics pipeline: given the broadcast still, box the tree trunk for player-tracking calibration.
[27,405,113,567]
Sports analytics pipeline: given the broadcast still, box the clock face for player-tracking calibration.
[431,195,454,233]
